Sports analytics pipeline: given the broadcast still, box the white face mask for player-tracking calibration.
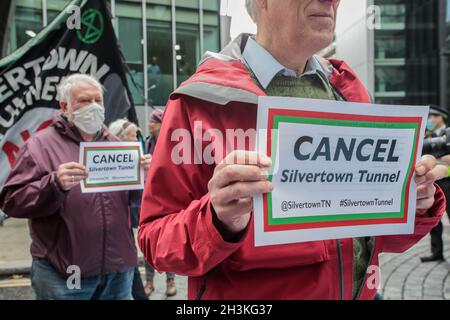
[70,103,105,135]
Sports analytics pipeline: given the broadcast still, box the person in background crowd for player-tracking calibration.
[146,109,163,155]
[0,210,6,226]
[421,105,450,262]
[109,118,149,300]
[143,108,177,297]
[136,128,146,156]
[147,57,162,104]
[0,74,151,300]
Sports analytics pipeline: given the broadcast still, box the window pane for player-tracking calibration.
[148,0,171,4]
[375,66,405,93]
[446,0,450,107]
[147,1,174,106]
[7,0,42,54]
[448,56,450,112]
[175,0,200,86]
[203,10,220,53]
[379,4,405,25]
[374,97,406,105]
[116,0,144,106]
[47,0,71,22]
[375,32,405,59]
[447,0,450,49]
[176,0,199,9]
[203,0,220,11]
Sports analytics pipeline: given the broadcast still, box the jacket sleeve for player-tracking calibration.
[138,97,247,277]
[379,183,445,253]
[0,142,66,219]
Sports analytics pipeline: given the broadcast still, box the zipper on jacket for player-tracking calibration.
[196,274,209,300]
[355,237,377,300]
[336,240,344,300]
[331,86,345,102]
[99,194,107,275]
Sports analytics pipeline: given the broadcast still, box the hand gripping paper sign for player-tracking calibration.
[79,141,144,193]
[253,97,429,246]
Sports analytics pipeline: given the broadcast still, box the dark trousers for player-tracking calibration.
[430,221,446,257]
[145,261,175,282]
[430,178,450,257]
[132,266,148,300]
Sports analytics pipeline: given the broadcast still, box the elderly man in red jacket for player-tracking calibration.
[138,0,447,300]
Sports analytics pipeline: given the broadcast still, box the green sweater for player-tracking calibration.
[249,71,369,299]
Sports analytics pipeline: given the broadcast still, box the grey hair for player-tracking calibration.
[57,73,104,103]
[108,118,138,141]
[245,0,257,23]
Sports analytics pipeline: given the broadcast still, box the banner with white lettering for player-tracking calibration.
[254,96,428,246]
[0,0,137,190]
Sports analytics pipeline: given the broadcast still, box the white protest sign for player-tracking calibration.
[79,141,144,193]
[254,96,428,246]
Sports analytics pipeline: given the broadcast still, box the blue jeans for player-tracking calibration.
[31,259,134,300]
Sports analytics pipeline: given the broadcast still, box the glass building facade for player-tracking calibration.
[446,0,450,110]
[374,0,406,104]
[374,0,450,109]
[4,0,223,108]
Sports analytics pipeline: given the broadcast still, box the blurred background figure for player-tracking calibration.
[0,210,7,226]
[143,109,177,297]
[109,118,139,142]
[425,105,448,138]
[109,118,148,300]
[421,105,450,263]
[147,56,162,105]
[146,109,163,155]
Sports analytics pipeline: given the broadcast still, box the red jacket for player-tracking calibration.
[138,35,445,300]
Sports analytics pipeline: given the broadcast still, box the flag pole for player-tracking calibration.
[142,0,149,138]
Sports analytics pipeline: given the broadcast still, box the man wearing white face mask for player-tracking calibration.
[0,74,151,300]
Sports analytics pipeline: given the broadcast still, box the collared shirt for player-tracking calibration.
[242,36,328,89]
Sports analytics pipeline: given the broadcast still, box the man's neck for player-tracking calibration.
[79,130,97,142]
[255,34,309,75]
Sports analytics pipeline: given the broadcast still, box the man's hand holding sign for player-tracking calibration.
[141,154,152,174]
[415,155,447,211]
[56,162,89,191]
[209,151,273,238]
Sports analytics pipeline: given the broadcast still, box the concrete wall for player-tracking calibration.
[335,0,375,97]
[220,15,232,48]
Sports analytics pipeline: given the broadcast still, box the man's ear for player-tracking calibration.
[255,0,267,9]
[59,101,69,114]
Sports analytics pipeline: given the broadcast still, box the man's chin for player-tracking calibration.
[307,34,334,53]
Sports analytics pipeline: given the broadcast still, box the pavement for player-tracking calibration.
[0,218,31,276]
[379,217,450,300]
[0,218,187,300]
[0,217,449,300]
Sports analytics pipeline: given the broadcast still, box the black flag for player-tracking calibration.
[0,0,138,188]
